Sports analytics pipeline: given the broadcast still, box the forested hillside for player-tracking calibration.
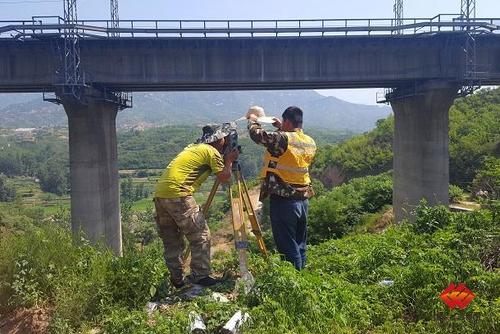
[0,125,352,195]
[312,88,500,188]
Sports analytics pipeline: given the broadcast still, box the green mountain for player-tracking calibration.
[0,90,390,132]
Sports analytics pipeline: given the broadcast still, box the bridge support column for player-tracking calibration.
[390,81,458,222]
[62,93,122,256]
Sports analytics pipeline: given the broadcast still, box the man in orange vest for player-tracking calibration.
[247,106,316,270]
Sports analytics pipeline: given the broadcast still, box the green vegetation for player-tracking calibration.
[313,88,500,190]
[120,177,150,203]
[312,117,393,187]
[0,174,16,202]
[472,156,500,201]
[449,184,465,203]
[37,159,68,196]
[308,173,392,243]
[0,129,67,179]
[1,203,498,333]
[1,89,498,332]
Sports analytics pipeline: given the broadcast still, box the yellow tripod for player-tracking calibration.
[203,161,267,285]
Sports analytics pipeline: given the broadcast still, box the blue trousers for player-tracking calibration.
[269,195,309,270]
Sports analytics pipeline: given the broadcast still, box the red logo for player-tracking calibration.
[440,283,475,309]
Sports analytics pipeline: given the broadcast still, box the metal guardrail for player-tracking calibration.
[0,14,499,39]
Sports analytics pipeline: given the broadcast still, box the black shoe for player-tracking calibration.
[171,278,186,289]
[193,276,220,287]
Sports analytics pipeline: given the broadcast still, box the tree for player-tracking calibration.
[0,174,16,202]
[38,160,68,196]
[472,156,500,200]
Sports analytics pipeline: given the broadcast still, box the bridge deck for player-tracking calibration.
[0,18,499,92]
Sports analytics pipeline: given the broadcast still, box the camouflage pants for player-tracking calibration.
[154,196,211,284]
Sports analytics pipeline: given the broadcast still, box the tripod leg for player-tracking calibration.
[230,180,253,285]
[237,171,268,256]
[203,179,220,217]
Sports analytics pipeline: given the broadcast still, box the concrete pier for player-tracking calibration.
[390,81,459,222]
[62,94,122,256]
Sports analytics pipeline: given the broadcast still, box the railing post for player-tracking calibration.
[251,20,253,37]
[131,21,134,37]
[155,20,158,37]
[204,21,206,37]
[179,20,182,38]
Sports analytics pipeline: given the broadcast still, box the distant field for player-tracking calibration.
[11,172,228,215]
[9,176,70,214]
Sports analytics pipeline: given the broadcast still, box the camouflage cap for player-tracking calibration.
[196,122,235,144]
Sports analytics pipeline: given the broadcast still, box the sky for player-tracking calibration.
[1,0,499,105]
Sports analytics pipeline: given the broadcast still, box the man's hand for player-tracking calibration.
[217,148,239,183]
[225,148,239,163]
[272,117,282,129]
[247,113,259,122]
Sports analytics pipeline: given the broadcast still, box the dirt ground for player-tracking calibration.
[211,187,261,255]
[369,207,394,233]
[0,308,51,334]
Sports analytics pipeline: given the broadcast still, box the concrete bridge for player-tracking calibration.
[1,16,499,255]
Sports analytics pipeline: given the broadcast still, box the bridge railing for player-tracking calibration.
[1,15,499,39]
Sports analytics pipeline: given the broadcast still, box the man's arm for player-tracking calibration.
[216,148,239,183]
[248,120,288,156]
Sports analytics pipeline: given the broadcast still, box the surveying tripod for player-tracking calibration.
[203,160,267,284]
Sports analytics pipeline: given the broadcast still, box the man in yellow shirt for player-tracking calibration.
[154,124,239,288]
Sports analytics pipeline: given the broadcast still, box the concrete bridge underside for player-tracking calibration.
[1,33,500,255]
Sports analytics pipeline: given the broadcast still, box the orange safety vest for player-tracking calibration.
[261,130,316,185]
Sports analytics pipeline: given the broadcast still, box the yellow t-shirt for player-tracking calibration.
[154,143,225,199]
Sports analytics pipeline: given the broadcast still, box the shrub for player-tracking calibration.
[308,173,392,242]
[0,221,168,331]
[449,184,464,203]
[244,205,499,333]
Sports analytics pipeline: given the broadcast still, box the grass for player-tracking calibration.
[131,198,154,211]
[1,204,498,333]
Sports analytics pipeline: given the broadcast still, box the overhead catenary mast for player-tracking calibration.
[461,0,476,23]
[394,0,404,34]
[110,0,119,36]
[63,0,83,99]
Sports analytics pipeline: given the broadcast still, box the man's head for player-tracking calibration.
[197,123,235,153]
[281,106,303,131]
